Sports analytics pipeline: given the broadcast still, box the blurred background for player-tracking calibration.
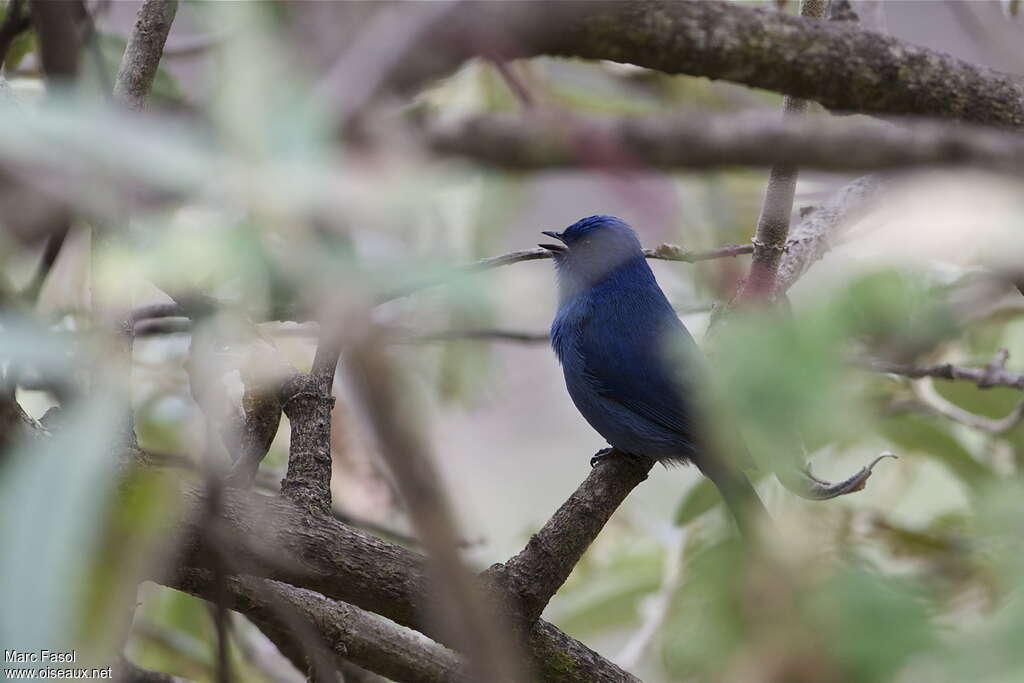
[3,1,1024,682]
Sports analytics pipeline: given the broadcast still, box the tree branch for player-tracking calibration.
[170,569,465,683]
[427,112,1024,174]
[739,0,827,302]
[114,0,178,111]
[385,242,753,301]
[171,481,639,681]
[864,355,1024,391]
[488,451,653,624]
[398,1,1024,128]
[775,175,882,293]
[278,323,338,513]
[911,377,1024,434]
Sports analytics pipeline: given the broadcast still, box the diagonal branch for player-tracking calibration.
[170,569,465,683]
[488,451,653,624]
[171,480,640,681]
[114,0,179,111]
[345,328,525,681]
[775,175,882,293]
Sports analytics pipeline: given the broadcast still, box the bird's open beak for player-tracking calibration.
[539,230,567,253]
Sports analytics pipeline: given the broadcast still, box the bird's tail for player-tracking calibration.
[691,453,768,539]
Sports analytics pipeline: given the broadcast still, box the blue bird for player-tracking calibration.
[541,215,767,534]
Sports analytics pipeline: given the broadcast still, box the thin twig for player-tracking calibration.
[384,242,752,301]
[738,0,827,302]
[912,377,1024,434]
[864,355,1024,391]
[614,528,690,669]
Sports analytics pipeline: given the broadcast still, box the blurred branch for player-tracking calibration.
[172,569,464,683]
[346,328,525,682]
[776,175,881,293]
[29,0,80,80]
[396,0,1024,127]
[171,486,639,682]
[0,0,31,70]
[427,112,1024,174]
[386,242,753,301]
[864,351,1024,391]
[614,528,689,669]
[912,377,1024,434]
[20,226,70,303]
[490,58,534,110]
[114,0,179,111]
[487,450,653,624]
[739,0,826,302]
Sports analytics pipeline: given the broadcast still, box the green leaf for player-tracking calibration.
[0,400,119,659]
[673,478,722,526]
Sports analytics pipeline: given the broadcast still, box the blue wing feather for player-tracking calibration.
[557,259,706,452]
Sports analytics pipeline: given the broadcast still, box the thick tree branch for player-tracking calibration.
[172,484,639,681]
[399,1,1024,128]
[114,0,178,111]
[170,569,465,683]
[427,112,1024,174]
[489,451,653,624]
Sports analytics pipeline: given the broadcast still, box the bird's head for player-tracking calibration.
[540,215,645,288]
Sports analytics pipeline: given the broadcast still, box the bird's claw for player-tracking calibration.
[590,448,615,468]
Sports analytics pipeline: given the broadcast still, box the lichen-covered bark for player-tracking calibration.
[171,569,464,683]
[553,2,1024,127]
[401,1,1024,128]
[114,0,178,111]
[279,373,335,514]
[172,487,640,682]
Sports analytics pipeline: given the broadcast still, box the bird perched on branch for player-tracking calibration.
[541,215,767,535]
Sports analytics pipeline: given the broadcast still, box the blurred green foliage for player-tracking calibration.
[2,2,1024,682]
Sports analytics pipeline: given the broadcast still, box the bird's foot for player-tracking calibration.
[590,448,616,467]
[590,448,654,482]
